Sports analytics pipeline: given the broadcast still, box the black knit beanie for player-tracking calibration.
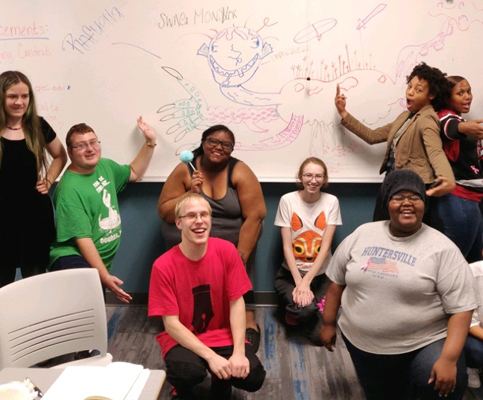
[381,170,427,211]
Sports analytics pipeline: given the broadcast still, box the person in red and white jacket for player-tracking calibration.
[437,75,483,263]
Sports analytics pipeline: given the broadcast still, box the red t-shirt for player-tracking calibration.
[148,237,252,359]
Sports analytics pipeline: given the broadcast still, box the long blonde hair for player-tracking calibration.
[0,71,48,177]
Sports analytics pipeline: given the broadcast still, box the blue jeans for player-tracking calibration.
[464,335,483,369]
[435,194,483,263]
[343,335,468,400]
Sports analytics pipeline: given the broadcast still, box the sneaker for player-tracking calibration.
[245,324,261,353]
[170,385,195,399]
[170,386,182,399]
[468,368,481,389]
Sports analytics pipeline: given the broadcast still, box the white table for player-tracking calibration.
[0,367,166,400]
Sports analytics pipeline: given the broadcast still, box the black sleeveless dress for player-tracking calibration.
[0,117,56,276]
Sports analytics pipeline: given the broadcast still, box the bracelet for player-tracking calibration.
[145,141,157,148]
[45,178,52,186]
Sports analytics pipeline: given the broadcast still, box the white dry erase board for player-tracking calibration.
[2,0,482,182]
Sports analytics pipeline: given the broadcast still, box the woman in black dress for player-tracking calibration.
[0,71,67,287]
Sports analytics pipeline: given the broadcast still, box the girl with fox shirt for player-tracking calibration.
[274,157,342,345]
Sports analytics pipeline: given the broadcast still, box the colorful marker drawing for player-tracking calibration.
[12,1,483,180]
[395,0,483,81]
[156,66,302,152]
[197,26,281,106]
[157,67,209,143]
[149,1,483,171]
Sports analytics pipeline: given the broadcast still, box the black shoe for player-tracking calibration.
[74,349,101,360]
[245,323,261,353]
[170,385,196,400]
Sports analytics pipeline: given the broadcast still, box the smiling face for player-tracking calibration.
[300,162,327,195]
[448,79,472,115]
[175,198,212,248]
[67,131,101,174]
[406,77,434,113]
[201,130,234,165]
[4,81,29,123]
[207,27,264,86]
[388,190,424,237]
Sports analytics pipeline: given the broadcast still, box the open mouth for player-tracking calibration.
[209,53,260,79]
[400,209,415,217]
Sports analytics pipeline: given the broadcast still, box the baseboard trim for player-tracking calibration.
[106,291,278,306]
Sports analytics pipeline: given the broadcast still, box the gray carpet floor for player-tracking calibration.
[106,306,483,400]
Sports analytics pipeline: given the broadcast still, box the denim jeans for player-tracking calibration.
[343,335,468,400]
[435,194,483,263]
[464,335,483,369]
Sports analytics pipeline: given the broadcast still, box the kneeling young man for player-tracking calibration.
[148,193,265,399]
[49,117,156,303]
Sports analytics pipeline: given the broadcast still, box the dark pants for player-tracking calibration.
[164,344,265,397]
[464,335,483,369]
[50,255,91,271]
[0,264,45,288]
[343,335,468,400]
[274,267,328,324]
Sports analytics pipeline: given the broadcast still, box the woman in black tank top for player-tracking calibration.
[159,125,266,352]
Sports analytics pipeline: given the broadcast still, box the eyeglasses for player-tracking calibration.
[178,211,211,221]
[204,137,234,150]
[70,140,101,151]
[302,173,325,181]
[390,194,422,204]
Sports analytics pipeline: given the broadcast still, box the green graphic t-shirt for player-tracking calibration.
[49,158,130,270]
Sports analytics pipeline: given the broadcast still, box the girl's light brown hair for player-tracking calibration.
[0,71,48,178]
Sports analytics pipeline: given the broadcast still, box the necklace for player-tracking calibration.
[6,124,22,131]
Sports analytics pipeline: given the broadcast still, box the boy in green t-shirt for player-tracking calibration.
[50,117,157,304]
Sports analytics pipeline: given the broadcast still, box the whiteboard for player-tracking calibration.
[2,0,482,182]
